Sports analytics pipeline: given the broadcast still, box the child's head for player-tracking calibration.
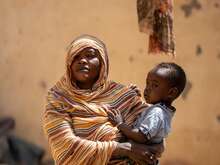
[144,62,186,105]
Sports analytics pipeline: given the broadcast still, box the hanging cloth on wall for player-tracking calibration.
[137,0,175,56]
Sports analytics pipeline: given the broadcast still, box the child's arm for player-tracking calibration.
[107,109,148,143]
[118,123,148,143]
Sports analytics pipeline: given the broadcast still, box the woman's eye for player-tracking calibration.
[74,55,80,60]
[86,54,96,59]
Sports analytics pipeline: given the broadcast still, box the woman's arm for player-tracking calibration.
[43,109,117,165]
[43,109,160,165]
[112,141,163,165]
[43,91,118,165]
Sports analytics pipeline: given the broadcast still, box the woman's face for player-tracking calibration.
[71,47,101,89]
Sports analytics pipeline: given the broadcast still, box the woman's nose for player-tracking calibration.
[79,57,88,64]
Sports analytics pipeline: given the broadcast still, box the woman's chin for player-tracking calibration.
[75,73,90,81]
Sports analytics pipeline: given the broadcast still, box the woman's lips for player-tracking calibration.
[79,66,90,72]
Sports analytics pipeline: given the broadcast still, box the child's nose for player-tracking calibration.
[145,86,151,93]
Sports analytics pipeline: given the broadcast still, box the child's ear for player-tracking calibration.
[168,87,179,99]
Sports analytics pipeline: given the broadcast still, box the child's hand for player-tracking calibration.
[129,84,141,97]
[107,109,123,127]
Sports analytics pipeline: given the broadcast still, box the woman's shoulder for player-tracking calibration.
[46,86,60,97]
[108,80,125,87]
[107,81,144,104]
[108,80,139,91]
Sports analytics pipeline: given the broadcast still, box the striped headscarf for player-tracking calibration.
[43,35,148,165]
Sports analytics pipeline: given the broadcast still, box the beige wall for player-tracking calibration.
[1,0,220,164]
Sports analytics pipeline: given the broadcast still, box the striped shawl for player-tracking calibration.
[43,35,148,165]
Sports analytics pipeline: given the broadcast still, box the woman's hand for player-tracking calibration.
[129,84,142,97]
[107,109,123,127]
[146,141,165,158]
[113,141,158,165]
[129,141,158,165]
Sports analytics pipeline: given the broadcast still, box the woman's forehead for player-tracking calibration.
[72,47,102,61]
[67,36,106,60]
[77,47,99,55]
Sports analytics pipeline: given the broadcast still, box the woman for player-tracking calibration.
[43,35,163,165]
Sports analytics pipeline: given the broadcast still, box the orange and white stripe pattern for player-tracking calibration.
[42,35,148,165]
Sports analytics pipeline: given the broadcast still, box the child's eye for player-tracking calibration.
[146,81,149,86]
[152,83,159,88]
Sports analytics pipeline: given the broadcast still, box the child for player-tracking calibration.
[107,62,186,162]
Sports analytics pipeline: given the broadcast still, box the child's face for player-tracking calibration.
[144,68,171,104]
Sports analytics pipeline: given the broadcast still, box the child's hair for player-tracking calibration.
[155,62,186,97]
